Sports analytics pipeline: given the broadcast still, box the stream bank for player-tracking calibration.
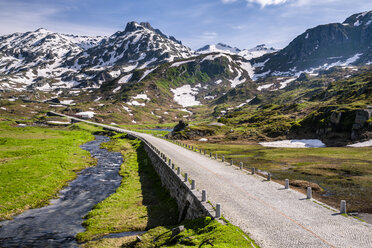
[0,135,123,247]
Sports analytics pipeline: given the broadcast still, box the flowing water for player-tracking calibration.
[0,135,123,247]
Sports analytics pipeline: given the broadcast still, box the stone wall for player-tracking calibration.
[48,112,216,221]
[126,133,215,221]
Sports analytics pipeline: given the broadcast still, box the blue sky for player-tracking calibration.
[0,0,371,49]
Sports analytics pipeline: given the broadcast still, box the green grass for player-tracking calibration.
[0,121,96,220]
[76,133,179,242]
[188,142,372,213]
[122,217,257,248]
[82,217,258,248]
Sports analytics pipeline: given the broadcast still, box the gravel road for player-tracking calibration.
[132,131,372,248]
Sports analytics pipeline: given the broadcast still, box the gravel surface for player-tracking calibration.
[132,132,372,248]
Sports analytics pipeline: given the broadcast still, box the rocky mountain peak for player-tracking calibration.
[342,10,372,27]
[249,44,276,52]
[124,21,143,32]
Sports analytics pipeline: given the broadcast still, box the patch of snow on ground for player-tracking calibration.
[47,121,71,125]
[122,105,133,116]
[201,53,232,63]
[127,101,145,106]
[118,74,132,84]
[171,85,201,107]
[199,138,208,142]
[238,61,255,79]
[94,97,102,102]
[139,67,157,82]
[235,99,253,108]
[75,111,95,118]
[259,139,326,148]
[123,63,138,72]
[170,59,195,67]
[0,107,7,111]
[36,84,52,91]
[179,108,193,115]
[132,93,150,101]
[257,83,273,91]
[253,58,270,68]
[347,140,372,147]
[109,69,121,78]
[204,95,215,100]
[113,85,121,93]
[215,79,222,84]
[279,78,296,89]
[60,100,74,105]
[230,70,245,88]
[325,53,362,68]
[253,70,271,80]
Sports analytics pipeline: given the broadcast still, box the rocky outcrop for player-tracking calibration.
[290,106,372,146]
[351,107,372,140]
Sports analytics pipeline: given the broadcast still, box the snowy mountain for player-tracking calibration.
[197,43,241,54]
[0,22,194,92]
[238,44,277,60]
[0,28,104,91]
[65,22,194,69]
[251,10,372,77]
[197,43,276,60]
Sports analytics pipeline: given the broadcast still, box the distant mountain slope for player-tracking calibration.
[238,44,277,60]
[197,43,276,60]
[197,43,241,54]
[252,11,372,76]
[65,22,194,69]
[0,22,194,92]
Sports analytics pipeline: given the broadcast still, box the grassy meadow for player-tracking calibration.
[0,121,99,220]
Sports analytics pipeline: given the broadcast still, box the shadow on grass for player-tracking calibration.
[135,142,179,230]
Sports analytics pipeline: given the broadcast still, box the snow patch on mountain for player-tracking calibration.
[197,43,240,54]
[260,139,326,148]
[118,73,132,84]
[133,93,150,101]
[230,70,245,88]
[279,78,296,89]
[257,83,273,91]
[139,67,157,82]
[171,85,201,107]
[170,59,195,67]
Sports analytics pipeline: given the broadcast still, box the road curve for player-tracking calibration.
[50,112,372,248]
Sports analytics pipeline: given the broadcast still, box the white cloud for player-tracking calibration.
[246,0,289,7]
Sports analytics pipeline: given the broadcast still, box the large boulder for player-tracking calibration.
[173,120,188,132]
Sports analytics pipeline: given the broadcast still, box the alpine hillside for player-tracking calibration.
[252,10,372,77]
